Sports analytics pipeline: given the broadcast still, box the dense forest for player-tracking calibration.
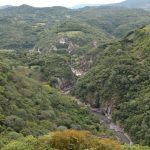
[73,25,150,145]
[0,0,150,149]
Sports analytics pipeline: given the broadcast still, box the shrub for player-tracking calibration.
[39,130,121,150]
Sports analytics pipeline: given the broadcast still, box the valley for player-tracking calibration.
[0,0,150,149]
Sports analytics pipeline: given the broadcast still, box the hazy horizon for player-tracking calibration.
[0,0,125,8]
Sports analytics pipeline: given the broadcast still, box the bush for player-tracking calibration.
[39,130,121,150]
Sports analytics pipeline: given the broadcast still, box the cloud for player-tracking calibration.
[0,0,125,7]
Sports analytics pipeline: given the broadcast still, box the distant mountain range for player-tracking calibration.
[0,0,150,10]
[71,4,100,9]
[0,5,12,9]
[72,0,150,10]
[111,0,150,10]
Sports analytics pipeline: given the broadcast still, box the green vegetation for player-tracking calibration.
[0,52,104,137]
[73,24,150,146]
[0,4,150,149]
[123,145,150,150]
[0,5,150,50]
[1,130,149,150]
[75,7,150,37]
[0,5,71,49]
[35,20,110,53]
[25,53,76,89]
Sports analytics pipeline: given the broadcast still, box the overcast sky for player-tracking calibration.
[0,0,125,7]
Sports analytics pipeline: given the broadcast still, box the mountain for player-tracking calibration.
[73,24,150,145]
[0,4,150,149]
[112,0,150,10]
[0,51,103,137]
[71,4,100,9]
[0,5,72,49]
[72,0,150,10]
[75,6,150,37]
[0,5,12,9]
[0,5,150,50]
[35,20,111,53]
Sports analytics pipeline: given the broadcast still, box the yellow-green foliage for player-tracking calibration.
[1,130,150,150]
[123,145,150,150]
[1,135,55,150]
[58,31,84,38]
[39,130,121,150]
[1,136,37,150]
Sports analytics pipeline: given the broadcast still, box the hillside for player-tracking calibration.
[0,5,150,50]
[0,51,104,137]
[112,0,150,10]
[0,5,72,49]
[73,24,150,146]
[72,0,150,10]
[0,4,150,150]
[35,20,110,51]
[72,4,100,9]
[0,5,12,9]
[75,6,150,37]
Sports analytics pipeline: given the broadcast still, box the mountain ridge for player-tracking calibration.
[110,0,150,10]
[71,0,150,10]
[0,5,12,9]
[0,2,150,149]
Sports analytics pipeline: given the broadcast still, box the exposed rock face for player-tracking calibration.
[71,68,83,77]
[54,37,80,53]
[68,41,79,53]
[50,77,75,91]
[92,41,98,48]
[50,45,58,51]
[59,37,68,44]
[29,47,36,53]
[79,56,90,73]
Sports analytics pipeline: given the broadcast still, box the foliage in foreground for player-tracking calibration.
[0,130,121,150]
[123,145,150,150]
[39,130,121,150]
[1,130,150,150]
